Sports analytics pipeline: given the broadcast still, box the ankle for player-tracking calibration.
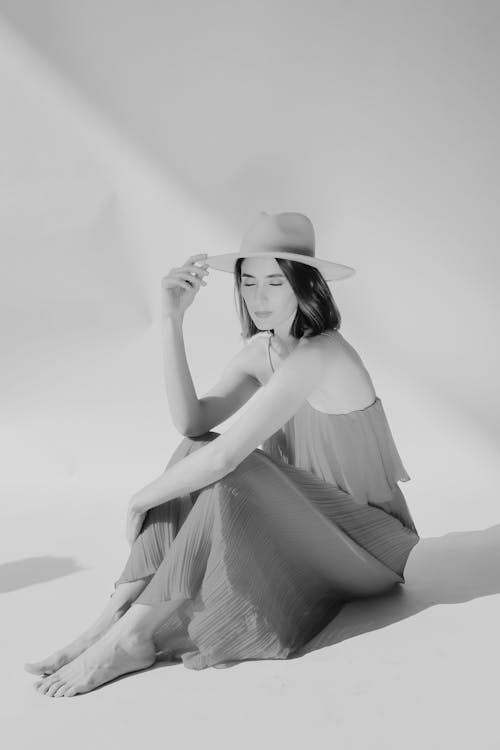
[117,631,157,659]
[114,600,132,618]
[109,592,137,619]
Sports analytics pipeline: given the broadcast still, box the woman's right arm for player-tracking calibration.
[160,253,260,437]
[161,314,204,435]
[161,253,209,435]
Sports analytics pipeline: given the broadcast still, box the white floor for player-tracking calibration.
[4,467,499,750]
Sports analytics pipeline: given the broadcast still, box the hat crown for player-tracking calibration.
[240,211,315,259]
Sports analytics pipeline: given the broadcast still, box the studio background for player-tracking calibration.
[2,2,499,748]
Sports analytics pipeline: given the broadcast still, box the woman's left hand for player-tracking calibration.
[126,497,148,548]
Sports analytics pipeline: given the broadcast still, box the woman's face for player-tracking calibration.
[240,257,298,331]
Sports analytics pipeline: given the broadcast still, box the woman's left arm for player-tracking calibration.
[126,444,236,546]
[130,341,325,516]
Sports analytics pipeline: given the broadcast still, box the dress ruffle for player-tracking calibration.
[263,397,411,504]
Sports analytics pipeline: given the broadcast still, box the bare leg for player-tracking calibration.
[24,577,152,675]
[33,599,195,697]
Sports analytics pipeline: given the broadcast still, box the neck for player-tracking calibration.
[268,328,299,354]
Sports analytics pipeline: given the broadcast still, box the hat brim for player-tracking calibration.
[204,251,356,282]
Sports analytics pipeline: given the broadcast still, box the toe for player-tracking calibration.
[53,683,68,698]
[46,681,64,697]
[37,674,59,693]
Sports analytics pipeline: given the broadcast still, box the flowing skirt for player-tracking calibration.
[111,432,420,670]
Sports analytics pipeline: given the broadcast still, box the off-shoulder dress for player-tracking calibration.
[112,332,420,669]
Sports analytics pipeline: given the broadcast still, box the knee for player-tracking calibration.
[182,430,220,443]
[178,430,221,452]
[167,430,221,467]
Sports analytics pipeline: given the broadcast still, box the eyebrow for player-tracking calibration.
[241,273,284,278]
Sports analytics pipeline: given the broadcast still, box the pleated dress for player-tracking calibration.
[112,333,420,670]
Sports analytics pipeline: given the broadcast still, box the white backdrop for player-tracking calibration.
[2,2,499,748]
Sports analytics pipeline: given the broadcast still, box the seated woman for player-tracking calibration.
[26,211,420,697]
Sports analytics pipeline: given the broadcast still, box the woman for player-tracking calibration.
[26,211,420,697]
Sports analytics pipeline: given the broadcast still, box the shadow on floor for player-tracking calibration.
[5,524,500,668]
[0,556,87,593]
[295,523,500,657]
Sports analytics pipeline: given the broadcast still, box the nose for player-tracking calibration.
[254,286,269,303]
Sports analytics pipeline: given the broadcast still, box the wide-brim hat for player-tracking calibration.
[204,211,356,282]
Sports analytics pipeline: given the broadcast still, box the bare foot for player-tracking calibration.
[24,610,123,676]
[33,629,156,697]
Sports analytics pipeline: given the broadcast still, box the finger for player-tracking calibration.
[180,263,210,276]
[164,278,195,291]
[177,271,202,285]
[173,270,205,285]
[185,253,208,265]
[162,265,208,286]
[174,272,204,288]
[176,279,196,290]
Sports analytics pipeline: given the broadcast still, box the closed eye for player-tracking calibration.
[243,283,283,287]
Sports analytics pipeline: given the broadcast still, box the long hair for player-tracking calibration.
[233,257,342,341]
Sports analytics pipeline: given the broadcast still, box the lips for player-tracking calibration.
[255,311,272,317]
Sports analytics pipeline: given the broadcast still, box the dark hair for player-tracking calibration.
[233,257,342,341]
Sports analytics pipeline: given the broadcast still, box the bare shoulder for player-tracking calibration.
[298,329,343,360]
[306,330,377,413]
[241,329,376,412]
